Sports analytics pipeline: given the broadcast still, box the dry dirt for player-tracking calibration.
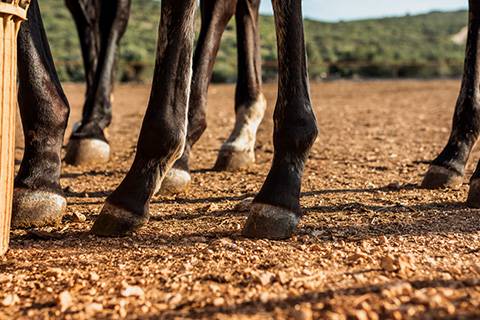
[1,80,480,319]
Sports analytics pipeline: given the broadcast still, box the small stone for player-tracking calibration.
[45,267,63,278]
[89,272,100,281]
[2,294,19,307]
[73,212,87,222]
[85,303,103,315]
[257,272,274,286]
[121,285,144,298]
[277,271,289,284]
[290,303,313,320]
[213,297,224,306]
[381,255,398,272]
[353,310,369,320]
[57,291,73,312]
[168,293,182,306]
[259,292,269,304]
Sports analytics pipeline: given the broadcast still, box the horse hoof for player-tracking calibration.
[12,188,67,228]
[467,179,480,208]
[421,165,463,189]
[65,138,110,166]
[91,202,149,237]
[214,148,255,171]
[157,168,191,195]
[242,203,299,240]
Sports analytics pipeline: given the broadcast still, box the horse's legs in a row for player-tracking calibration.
[422,0,480,194]
[160,0,237,194]
[12,0,70,228]
[242,0,318,239]
[64,0,131,165]
[214,0,266,171]
[91,0,197,236]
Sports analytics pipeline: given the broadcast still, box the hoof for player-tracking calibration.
[91,202,149,237]
[421,165,463,189]
[65,138,110,166]
[157,168,191,195]
[467,179,480,208]
[12,188,67,228]
[214,148,255,171]
[242,203,300,240]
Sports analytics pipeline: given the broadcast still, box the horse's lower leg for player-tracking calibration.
[65,0,131,165]
[13,0,70,228]
[422,0,480,189]
[214,0,266,171]
[160,0,237,194]
[242,0,318,239]
[91,0,197,236]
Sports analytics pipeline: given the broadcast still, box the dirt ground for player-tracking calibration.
[1,80,480,319]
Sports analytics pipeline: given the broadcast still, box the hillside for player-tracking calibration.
[39,1,468,82]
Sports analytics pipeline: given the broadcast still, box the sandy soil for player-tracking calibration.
[1,80,479,319]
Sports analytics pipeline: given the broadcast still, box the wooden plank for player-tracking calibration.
[0,9,26,256]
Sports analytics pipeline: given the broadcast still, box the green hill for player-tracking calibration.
[38,0,468,82]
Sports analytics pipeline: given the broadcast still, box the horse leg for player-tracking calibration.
[91,0,197,236]
[160,0,237,194]
[242,0,318,239]
[12,0,70,228]
[64,0,131,165]
[422,0,480,189]
[214,0,266,171]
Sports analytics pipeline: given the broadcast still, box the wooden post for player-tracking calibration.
[0,1,29,256]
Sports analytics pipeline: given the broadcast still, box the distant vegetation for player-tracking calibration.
[39,0,468,82]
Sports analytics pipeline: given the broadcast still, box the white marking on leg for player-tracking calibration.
[221,93,266,154]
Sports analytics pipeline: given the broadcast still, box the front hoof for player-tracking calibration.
[466,179,480,208]
[242,203,300,240]
[91,202,149,237]
[157,168,191,195]
[214,148,255,171]
[421,165,463,189]
[12,188,67,228]
[65,138,110,166]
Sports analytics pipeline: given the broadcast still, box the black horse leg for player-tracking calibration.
[12,0,70,228]
[242,0,318,239]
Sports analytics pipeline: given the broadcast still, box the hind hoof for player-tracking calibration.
[214,148,255,171]
[157,168,191,195]
[65,138,110,166]
[467,179,480,208]
[421,165,463,189]
[91,202,149,237]
[12,188,67,228]
[242,203,300,240]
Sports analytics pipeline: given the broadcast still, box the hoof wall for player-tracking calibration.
[421,165,463,189]
[91,202,148,237]
[65,138,110,166]
[214,148,255,171]
[157,168,191,195]
[242,203,299,240]
[467,179,480,208]
[12,189,66,228]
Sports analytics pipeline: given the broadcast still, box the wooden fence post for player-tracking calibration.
[0,1,29,256]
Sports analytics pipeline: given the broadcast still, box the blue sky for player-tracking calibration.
[260,0,467,22]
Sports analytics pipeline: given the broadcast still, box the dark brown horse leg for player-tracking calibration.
[242,0,318,240]
[64,0,131,166]
[214,0,266,171]
[12,0,70,228]
[91,0,197,236]
[422,0,480,189]
[160,0,237,194]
